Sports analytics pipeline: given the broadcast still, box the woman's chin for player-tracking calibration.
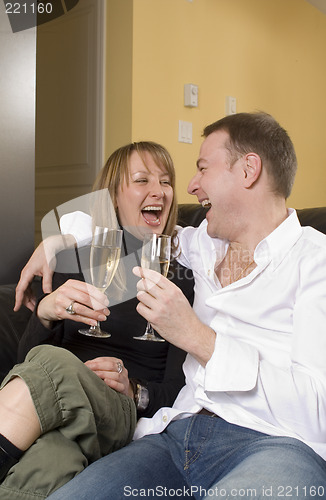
[141,216,164,233]
[121,225,156,240]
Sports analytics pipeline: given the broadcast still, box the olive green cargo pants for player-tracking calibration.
[0,345,137,500]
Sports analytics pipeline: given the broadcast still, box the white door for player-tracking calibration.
[35,0,105,244]
[0,2,36,283]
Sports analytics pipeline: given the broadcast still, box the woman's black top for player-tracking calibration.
[18,230,194,418]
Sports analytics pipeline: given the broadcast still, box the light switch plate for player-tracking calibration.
[178,120,192,144]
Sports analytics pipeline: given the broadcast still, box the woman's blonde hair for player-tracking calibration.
[91,141,178,248]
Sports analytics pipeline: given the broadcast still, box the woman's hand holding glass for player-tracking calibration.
[36,279,110,330]
[79,227,122,338]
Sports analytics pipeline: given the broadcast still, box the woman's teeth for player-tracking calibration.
[141,206,162,225]
[142,206,163,212]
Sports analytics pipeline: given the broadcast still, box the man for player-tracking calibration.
[50,112,326,498]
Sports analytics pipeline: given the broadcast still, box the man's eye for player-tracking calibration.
[161,180,171,185]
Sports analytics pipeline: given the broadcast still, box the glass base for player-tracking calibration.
[133,333,165,342]
[134,322,165,342]
[79,325,111,338]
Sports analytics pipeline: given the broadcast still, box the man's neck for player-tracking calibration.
[231,198,288,254]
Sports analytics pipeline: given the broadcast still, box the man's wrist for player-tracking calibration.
[187,322,216,367]
[130,379,149,411]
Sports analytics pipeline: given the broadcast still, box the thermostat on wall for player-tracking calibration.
[184,84,198,107]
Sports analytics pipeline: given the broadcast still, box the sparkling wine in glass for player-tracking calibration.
[79,227,122,338]
[134,233,171,342]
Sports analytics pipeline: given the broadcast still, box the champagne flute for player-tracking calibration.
[79,227,122,338]
[134,233,171,342]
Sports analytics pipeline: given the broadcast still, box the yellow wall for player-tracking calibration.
[106,0,326,208]
[105,0,133,155]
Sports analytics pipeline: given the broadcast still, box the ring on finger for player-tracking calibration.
[66,301,76,315]
[117,361,123,374]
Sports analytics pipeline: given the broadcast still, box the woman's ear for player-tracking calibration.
[243,153,261,188]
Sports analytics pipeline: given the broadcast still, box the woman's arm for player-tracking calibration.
[17,304,65,363]
[15,211,94,312]
[14,234,77,312]
[17,272,73,361]
[17,276,110,362]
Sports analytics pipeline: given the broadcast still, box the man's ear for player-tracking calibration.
[243,153,261,188]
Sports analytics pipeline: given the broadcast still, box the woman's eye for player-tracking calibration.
[161,180,171,186]
[135,178,148,183]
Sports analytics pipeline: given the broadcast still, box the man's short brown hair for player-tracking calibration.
[203,112,297,199]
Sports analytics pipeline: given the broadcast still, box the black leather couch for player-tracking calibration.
[1,204,326,383]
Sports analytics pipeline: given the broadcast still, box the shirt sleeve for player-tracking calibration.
[175,224,200,269]
[60,211,92,247]
[205,333,259,392]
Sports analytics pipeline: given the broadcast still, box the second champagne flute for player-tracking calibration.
[134,233,171,342]
[79,227,122,338]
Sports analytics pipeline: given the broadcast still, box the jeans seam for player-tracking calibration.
[183,415,216,473]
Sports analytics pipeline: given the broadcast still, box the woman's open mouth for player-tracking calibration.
[141,206,163,226]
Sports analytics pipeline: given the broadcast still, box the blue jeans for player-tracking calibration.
[48,414,326,499]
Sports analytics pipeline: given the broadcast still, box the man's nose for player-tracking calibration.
[187,173,200,195]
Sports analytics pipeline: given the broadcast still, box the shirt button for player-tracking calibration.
[207,269,211,276]
[162,415,168,423]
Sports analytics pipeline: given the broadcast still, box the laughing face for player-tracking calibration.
[115,150,174,240]
[187,130,244,240]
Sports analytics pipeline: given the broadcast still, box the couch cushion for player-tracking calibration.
[297,207,326,234]
[0,284,32,382]
[177,204,207,227]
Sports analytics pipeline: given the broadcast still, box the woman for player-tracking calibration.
[0,142,194,500]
